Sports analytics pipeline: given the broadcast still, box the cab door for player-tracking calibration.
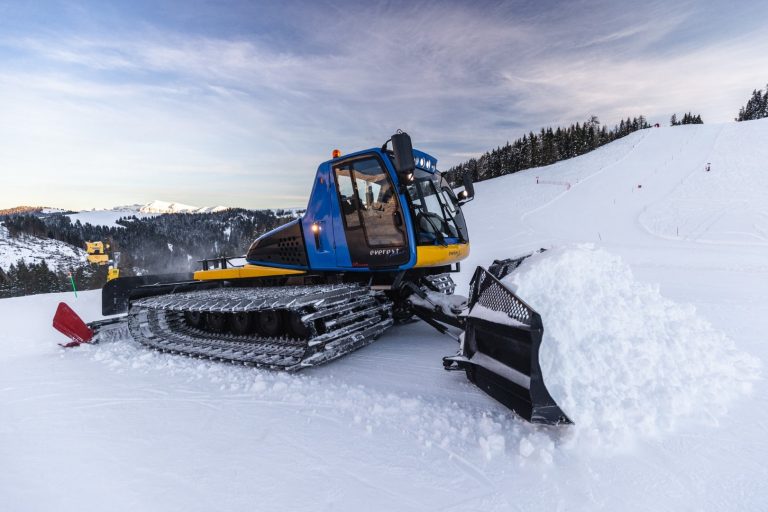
[333,155,409,268]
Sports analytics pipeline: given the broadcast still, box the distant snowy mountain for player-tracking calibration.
[138,200,229,214]
[0,206,68,216]
[0,224,86,272]
[65,200,231,228]
[67,208,157,228]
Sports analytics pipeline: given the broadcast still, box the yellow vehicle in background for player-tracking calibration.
[107,252,121,282]
[85,241,120,281]
[85,241,110,265]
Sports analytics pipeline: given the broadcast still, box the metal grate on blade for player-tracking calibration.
[468,267,535,327]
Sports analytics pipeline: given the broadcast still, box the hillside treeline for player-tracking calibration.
[0,209,298,297]
[443,81,768,186]
[0,261,104,299]
[444,115,651,185]
[670,112,703,125]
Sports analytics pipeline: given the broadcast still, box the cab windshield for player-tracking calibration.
[407,172,468,245]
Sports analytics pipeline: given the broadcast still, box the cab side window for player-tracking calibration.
[334,157,405,247]
[335,168,360,228]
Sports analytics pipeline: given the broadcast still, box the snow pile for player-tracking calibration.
[506,245,761,448]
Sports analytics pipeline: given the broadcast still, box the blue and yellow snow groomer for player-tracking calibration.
[54,132,570,425]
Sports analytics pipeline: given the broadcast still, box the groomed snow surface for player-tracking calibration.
[3,120,768,511]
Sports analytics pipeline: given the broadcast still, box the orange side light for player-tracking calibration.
[332,149,342,158]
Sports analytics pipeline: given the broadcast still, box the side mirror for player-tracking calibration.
[391,131,415,182]
[457,173,475,204]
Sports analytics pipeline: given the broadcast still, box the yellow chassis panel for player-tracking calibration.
[194,244,468,281]
[414,243,469,268]
[194,265,305,281]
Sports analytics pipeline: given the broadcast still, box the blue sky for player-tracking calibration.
[1,0,767,210]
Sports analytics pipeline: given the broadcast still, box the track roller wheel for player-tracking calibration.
[184,311,204,328]
[258,310,283,336]
[230,312,255,335]
[205,312,227,332]
[286,311,310,339]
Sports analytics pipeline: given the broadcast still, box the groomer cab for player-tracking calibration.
[245,132,475,274]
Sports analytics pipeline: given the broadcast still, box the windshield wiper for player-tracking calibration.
[424,213,448,246]
[435,189,465,242]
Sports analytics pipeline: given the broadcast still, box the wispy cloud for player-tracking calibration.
[1,0,767,209]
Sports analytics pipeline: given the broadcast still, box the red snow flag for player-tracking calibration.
[53,302,94,347]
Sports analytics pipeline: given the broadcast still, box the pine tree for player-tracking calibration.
[736,85,768,121]
[0,267,9,298]
[760,89,766,117]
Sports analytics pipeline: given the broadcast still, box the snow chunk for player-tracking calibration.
[518,437,535,458]
[477,414,506,460]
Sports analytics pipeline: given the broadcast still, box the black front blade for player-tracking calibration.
[452,266,572,425]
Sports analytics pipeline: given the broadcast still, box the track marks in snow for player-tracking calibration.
[640,123,768,245]
[82,335,573,468]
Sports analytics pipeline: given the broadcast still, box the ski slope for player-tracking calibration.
[2,120,767,511]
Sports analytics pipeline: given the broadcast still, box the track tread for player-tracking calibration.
[126,283,394,370]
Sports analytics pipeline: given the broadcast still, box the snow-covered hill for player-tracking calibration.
[66,208,157,228]
[0,224,87,272]
[65,200,229,227]
[138,199,229,214]
[2,120,767,511]
[0,206,67,216]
